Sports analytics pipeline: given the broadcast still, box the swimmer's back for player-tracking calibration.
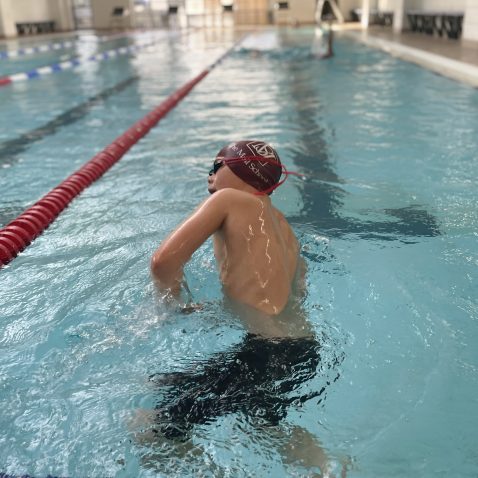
[213,188,299,315]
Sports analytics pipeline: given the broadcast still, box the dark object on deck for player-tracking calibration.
[110,7,130,29]
[406,10,464,39]
[277,1,289,9]
[168,6,179,14]
[16,21,55,35]
[351,9,393,26]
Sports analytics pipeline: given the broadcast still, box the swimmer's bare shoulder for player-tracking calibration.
[151,188,252,293]
[151,188,231,292]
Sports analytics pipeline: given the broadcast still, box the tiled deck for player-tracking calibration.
[367,27,478,67]
[342,25,478,88]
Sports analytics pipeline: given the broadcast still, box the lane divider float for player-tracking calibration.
[0,32,172,88]
[0,39,76,59]
[0,29,163,61]
[0,37,244,267]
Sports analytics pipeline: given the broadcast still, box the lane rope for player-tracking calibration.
[0,39,77,60]
[0,31,175,88]
[0,29,164,60]
[0,37,244,267]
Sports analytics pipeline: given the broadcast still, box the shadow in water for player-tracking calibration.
[282,58,440,242]
[146,332,342,442]
[0,203,26,228]
[0,75,139,167]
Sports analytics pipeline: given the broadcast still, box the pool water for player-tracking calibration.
[1,27,478,477]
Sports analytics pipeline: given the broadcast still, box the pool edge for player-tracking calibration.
[344,30,478,89]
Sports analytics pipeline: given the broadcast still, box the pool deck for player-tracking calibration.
[2,24,478,88]
[343,26,478,88]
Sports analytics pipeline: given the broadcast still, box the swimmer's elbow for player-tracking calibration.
[150,252,183,290]
[150,252,163,278]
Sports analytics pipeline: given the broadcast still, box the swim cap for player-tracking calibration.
[215,140,282,193]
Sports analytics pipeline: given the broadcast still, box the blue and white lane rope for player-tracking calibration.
[0,40,77,59]
[0,30,159,60]
[0,34,172,88]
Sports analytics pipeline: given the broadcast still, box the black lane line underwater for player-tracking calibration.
[282,61,440,242]
[0,474,65,478]
[0,203,24,228]
[0,75,139,168]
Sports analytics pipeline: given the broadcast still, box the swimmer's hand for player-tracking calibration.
[153,275,201,313]
[150,266,183,297]
[179,303,203,314]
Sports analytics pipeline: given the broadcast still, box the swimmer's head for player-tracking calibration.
[208,140,282,195]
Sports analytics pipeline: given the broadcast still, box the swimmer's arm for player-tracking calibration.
[151,190,228,295]
[297,256,307,289]
[292,255,308,302]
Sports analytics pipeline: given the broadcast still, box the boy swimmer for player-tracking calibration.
[143,142,348,476]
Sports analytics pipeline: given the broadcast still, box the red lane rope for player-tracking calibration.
[0,39,241,267]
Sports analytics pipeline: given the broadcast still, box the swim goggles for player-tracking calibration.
[209,160,224,176]
[208,156,304,195]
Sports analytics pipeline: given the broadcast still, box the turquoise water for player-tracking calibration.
[1,27,478,477]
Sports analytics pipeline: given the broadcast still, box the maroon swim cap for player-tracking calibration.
[215,140,282,193]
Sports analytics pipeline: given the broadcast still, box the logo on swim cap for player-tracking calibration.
[246,141,277,166]
[216,140,282,193]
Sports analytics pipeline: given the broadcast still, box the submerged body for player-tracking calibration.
[149,333,322,441]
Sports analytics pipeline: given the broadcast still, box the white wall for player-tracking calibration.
[378,0,395,10]
[0,0,74,36]
[380,0,466,13]
[288,0,316,23]
[463,0,478,41]
[350,0,469,22]
[0,0,17,36]
[52,0,75,31]
[413,0,466,11]
[11,0,52,22]
[340,0,365,20]
[90,0,135,29]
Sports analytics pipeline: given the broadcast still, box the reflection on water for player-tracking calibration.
[278,52,441,242]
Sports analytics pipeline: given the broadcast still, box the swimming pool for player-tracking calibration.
[1,27,478,477]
